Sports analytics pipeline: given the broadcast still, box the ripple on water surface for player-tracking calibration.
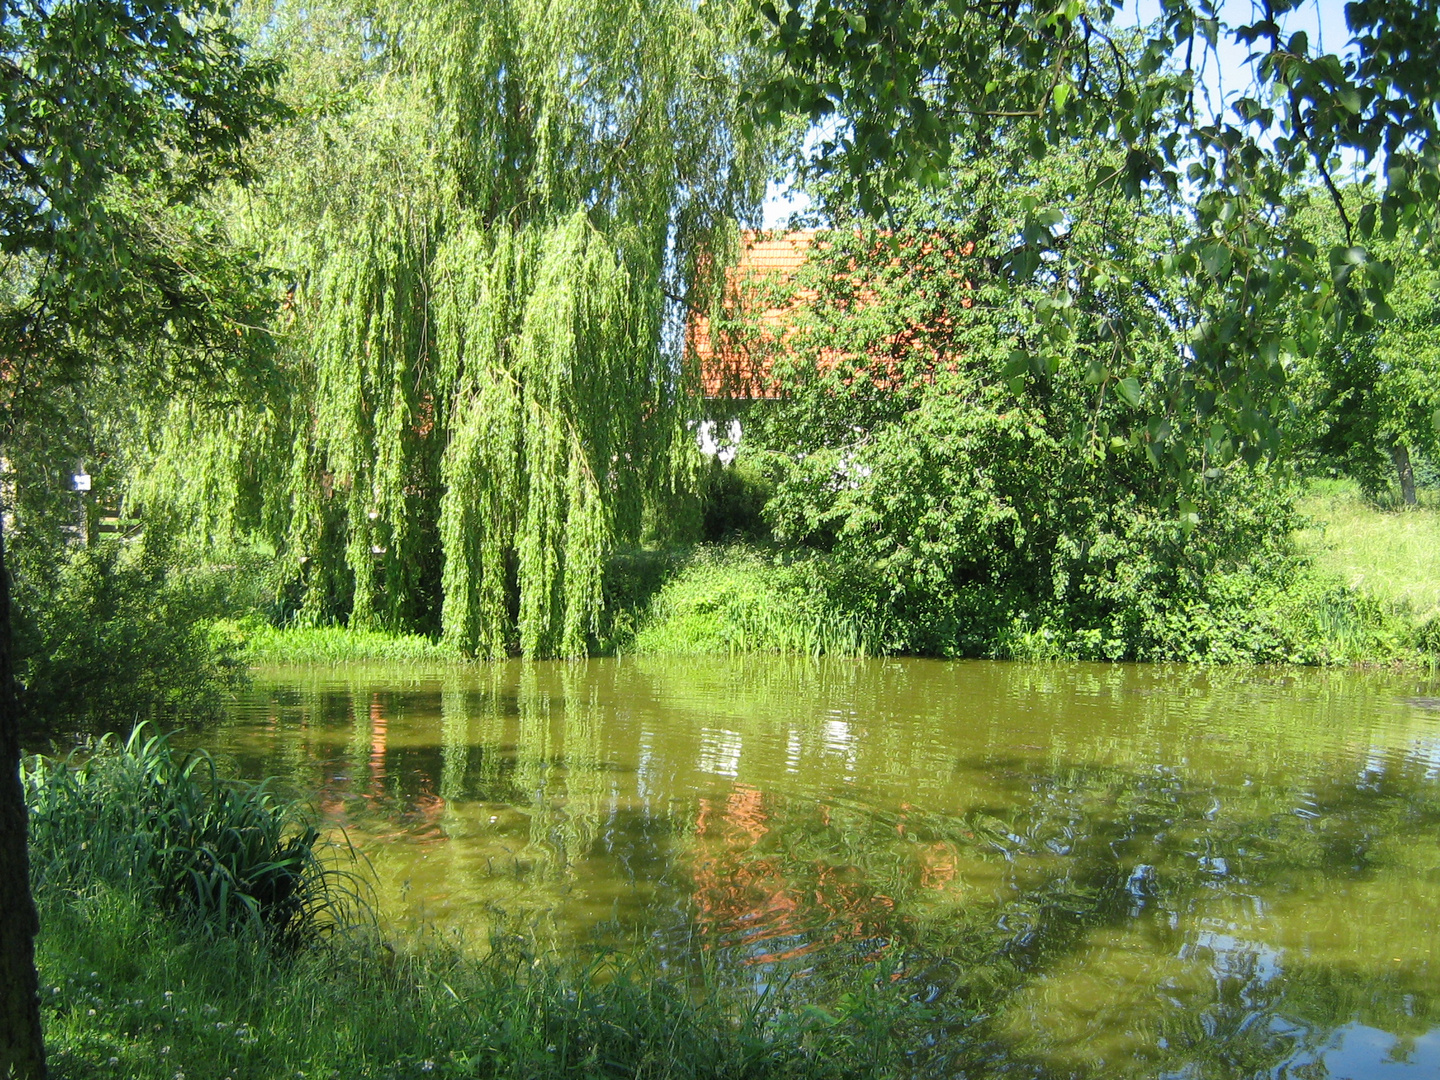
[207,657,1440,1078]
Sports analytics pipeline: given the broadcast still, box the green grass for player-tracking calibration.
[34,886,921,1080]
[1296,479,1440,622]
[629,546,870,657]
[28,728,931,1079]
[226,621,464,665]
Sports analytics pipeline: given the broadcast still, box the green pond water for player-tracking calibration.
[210,657,1440,1078]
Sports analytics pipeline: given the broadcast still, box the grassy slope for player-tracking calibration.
[1296,480,1440,623]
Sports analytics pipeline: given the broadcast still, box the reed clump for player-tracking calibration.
[25,726,362,948]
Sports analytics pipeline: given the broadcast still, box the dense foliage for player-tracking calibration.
[1289,207,1440,503]
[751,0,1440,476]
[12,543,246,728]
[690,153,1427,662]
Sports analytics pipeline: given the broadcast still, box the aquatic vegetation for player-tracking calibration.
[24,727,362,947]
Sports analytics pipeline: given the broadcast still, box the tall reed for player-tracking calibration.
[24,725,365,947]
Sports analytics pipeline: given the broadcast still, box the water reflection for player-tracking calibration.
[204,658,1440,1078]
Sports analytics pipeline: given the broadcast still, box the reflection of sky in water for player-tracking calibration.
[821,713,857,777]
[1290,1022,1440,1077]
[1187,928,1283,990]
[697,727,742,779]
[1407,735,1440,782]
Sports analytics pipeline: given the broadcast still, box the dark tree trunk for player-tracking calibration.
[1392,443,1418,506]
[0,514,46,1080]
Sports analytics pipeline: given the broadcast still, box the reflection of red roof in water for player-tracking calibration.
[688,230,977,400]
[312,693,447,845]
[690,784,895,966]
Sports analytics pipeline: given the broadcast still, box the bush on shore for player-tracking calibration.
[621,542,1433,666]
[13,540,247,728]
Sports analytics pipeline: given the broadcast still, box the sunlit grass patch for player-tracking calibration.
[1296,480,1440,622]
[630,546,871,657]
[225,621,463,665]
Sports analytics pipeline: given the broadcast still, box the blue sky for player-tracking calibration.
[763,0,1356,226]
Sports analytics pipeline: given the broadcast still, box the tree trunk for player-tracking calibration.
[0,513,46,1080]
[1392,443,1418,506]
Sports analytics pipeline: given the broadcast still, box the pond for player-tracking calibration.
[209,657,1440,1078]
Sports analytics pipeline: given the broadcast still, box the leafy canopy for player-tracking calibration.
[0,0,286,430]
[749,0,1440,471]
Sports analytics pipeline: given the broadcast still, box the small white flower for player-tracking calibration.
[421,1062,435,1073]
[87,1009,96,1017]
[107,1058,118,1067]
[161,1046,170,1055]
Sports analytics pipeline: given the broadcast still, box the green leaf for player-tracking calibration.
[1115,377,1142,408]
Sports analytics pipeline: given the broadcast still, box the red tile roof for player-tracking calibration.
[689,231,815,399]
[689,230,976,400]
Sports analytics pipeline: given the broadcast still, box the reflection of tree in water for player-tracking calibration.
[675,755,1440,1078]
[219,663,1440,1079]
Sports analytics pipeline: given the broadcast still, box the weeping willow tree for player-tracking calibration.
[132,0,774,656]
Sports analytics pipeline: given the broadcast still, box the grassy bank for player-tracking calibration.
[623,536,1437,666]
[36,886,921,1080]
[627,546,871,657]
[1297,479,1440,623]
[216,482,1440,668]
[225,621,463,665]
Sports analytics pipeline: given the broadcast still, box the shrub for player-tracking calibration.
[13,540,247,727]
[24,726,361,947]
